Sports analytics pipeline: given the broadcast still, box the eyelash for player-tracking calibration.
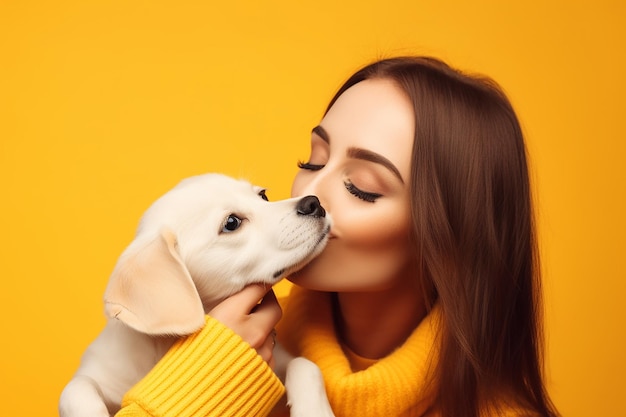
[298,161,382,203]
[297,161,324,171]
[344,180,381,203]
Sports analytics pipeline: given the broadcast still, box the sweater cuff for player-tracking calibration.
[119,316,285,417]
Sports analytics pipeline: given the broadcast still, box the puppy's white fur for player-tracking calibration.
[59,173,334,417]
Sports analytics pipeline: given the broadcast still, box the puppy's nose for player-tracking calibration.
[296,195,326,218]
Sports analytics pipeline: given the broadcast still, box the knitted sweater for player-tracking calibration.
[116,286,527,416]
[115,317,284,416]
[276,287,533,417]
[274,286,440,416]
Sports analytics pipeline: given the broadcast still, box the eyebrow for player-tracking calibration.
[312,125,404,184]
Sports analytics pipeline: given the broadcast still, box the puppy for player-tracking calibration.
[59,173,335,417]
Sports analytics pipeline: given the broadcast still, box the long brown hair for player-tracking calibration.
[325,57,558,417]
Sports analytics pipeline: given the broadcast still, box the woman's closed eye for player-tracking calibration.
[298,160,382,202]
[298,161,325,171]
[344,180,381,203]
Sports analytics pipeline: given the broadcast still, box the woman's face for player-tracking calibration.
[290,78,416,292]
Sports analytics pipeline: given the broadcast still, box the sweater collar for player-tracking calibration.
[277,286,441,416]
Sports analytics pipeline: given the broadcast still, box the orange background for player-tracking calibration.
[1,1,624,416]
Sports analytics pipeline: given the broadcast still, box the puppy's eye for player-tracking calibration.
[258,189,269,201]
[222,214,242,233]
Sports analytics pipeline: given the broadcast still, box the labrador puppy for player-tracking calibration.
[59,173,334,417]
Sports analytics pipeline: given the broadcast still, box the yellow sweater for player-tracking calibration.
[116,318,284,416]
[274,286,440,416]
[116,286,526,416]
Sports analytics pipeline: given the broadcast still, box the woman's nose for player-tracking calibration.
[292,168,330,212]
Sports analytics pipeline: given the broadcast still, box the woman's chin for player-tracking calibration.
[286,265,328,291]
[286,268,311,286]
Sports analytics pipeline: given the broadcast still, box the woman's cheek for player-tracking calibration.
[338,204,410,247]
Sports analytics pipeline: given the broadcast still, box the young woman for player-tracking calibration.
[116,56,559,417]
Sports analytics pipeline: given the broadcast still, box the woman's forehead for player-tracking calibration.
[319,78,414,178]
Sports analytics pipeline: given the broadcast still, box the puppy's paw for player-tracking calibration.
[59,376,111,417]
[285,357,335,417]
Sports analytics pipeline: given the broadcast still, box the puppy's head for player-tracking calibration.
[104,173,331,335]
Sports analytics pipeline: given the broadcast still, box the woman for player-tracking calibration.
[116,56,559,416]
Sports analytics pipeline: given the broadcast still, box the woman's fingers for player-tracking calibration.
[258,329,277,367]
[208,284,282,365]
[252,288,282,326]
[217,283,272,312]
[244,287,281,350]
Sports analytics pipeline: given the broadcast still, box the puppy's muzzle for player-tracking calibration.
[296,195,326,218]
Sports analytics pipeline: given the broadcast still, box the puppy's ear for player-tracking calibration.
[104,228,205,335]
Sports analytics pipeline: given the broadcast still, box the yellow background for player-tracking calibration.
[1,1,624,416]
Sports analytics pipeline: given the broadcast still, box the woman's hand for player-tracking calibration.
[208,284,282,368]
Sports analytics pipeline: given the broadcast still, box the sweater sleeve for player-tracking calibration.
[115,316,285,417]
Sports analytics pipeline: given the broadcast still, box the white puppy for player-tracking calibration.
[59,173,335,417]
